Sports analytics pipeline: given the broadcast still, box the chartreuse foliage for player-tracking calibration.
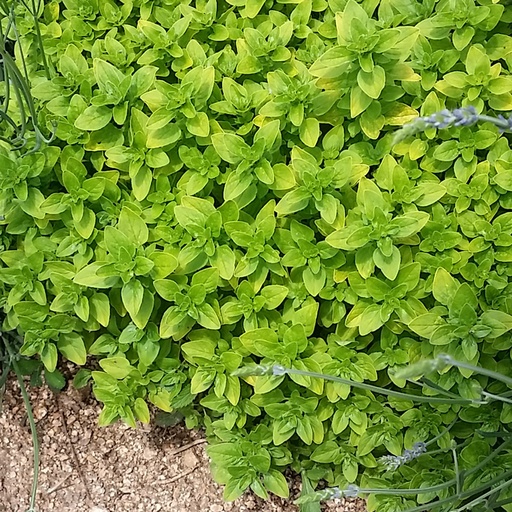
[1,0,512,510]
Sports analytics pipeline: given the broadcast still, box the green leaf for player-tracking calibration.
[94,58,125,93]
[315,193,338,225]
[495,171,512,191]
[74,106,112,131]
[57,333,87,365]
[434,141,459,162]
[350,84,373,117]
[197,303,222,329]
[136,337,160,367]
[224,477,250,502]
[130,66,158,97]
[299,118,320,148]
[74,208,96,239]
[480,310,512,338]
[132,289,155,330]
[44,368,66,391]
[466,45,491,77]
[359,303,386,335]
[160,306,188,338]
[275,188,311,216]
[41,343,58,372]
[373,246,401,280]
[191,369,216,394]
[211,245,235,280]
[261,285,288,309]
[146,124,181,148]
[263,470,289,498]
[150,252,178,279]
[211,133,250,164]
[224,171,254,200]
[118,208,148,246]
[433,268,459,307]
[89,334,116,355]
[303,267,325,297]
[186,112,210,137]
[99,357,133,379]
[409,314,444,338]
[104,226,136,259]
[122,279,144,320]
[133,398,150,424]
[357,432,377,457]
[297,473,322,512]
[73,369,92,389]
[357,66,386,99]
[132,166,153,201]
[390,212,430,237]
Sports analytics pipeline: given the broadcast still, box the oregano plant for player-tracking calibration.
[1,0,512,510]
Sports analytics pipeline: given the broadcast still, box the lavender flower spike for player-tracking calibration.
[392,106,479,145]
[392,105,512,144]
[380,442,427,471]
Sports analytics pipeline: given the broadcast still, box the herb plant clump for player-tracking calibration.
[2,0,512,510]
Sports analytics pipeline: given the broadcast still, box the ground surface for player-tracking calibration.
[0,375,366,512]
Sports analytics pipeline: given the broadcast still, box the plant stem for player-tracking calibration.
[281,367,481,405]
[358,441,512,498]
[477,114,511,130]
[3,335,39,511]
[452,477,512,512]
[419,378,462,399]
[400,468,512,512]
[425,419,457,448]
[495,496,512,507]
[439,355,512,388]
[452,445,461,497]
[482,391,512,405]
[477,430,512,439]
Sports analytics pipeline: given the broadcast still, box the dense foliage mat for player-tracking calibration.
[1,0,512,510]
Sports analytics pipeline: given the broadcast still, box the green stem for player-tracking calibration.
[452,477,512,512]
[419,378,462,399]
[359,441,511,498]
[423,439,471,458]
[425,419,457,448]
[495,496,512,507]
[439,355,512,388]
[31,0,52,80]
[3,335,39,511]
[477,114,511,130]
[452,445,461,497]
[477,430,512,439]
[358,481,455,496]
[465,440,511,477]
[281,367,481,405]
[0,49,28,135]
[482,391,512,405]
[400,468,512,512]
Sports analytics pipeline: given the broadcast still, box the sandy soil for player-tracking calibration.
[0,376,366,512]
